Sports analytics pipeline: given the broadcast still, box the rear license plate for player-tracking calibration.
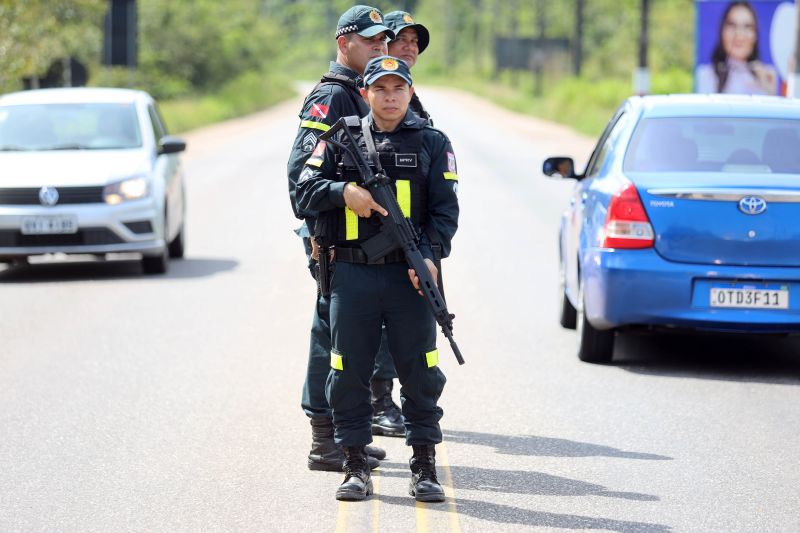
[21,215,78,235]
[710,287,789,309]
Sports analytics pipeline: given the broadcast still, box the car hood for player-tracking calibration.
[0,150,151,187]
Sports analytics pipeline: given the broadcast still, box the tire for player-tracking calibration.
[576,278,615,363]
[142,248,168,275]
[559,261,577,329]
[168,225,185,259]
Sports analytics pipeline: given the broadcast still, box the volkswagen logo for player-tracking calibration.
[738,196,767,215]
[39,186,59,207]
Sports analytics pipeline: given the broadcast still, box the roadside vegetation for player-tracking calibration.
[1,0,694,135]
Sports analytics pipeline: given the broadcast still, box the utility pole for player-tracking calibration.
[633,0,650,95]
[790,3,800,98]
[573,0,584,76]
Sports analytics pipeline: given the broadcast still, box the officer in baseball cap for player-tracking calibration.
[336,5,395,39]
[384,11,430,55]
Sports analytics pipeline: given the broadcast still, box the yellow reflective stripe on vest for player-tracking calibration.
[344,181,359,240]
[300,120,330,132]
[425,349,439,368]
[330,351,344,371]
[443,172,458,181]
[396,180,411,218]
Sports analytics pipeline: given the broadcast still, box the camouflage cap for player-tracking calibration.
[363,55,413,86]
[384,11,430,54]
[336,5,395,40]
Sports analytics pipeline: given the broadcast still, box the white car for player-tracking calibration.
[0,87,187,274]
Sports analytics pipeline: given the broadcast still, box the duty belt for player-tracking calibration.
[335,247,405,265]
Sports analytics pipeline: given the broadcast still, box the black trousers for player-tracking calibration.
[327,262,446,446]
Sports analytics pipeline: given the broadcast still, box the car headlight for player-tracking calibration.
[104,176,149,205]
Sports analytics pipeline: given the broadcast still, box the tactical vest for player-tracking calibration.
[334,125,427,247]
[309,72,369,117]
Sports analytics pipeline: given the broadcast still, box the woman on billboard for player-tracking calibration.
[696,1,778,95]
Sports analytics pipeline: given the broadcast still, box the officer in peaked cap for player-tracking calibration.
[296,55,460,503]
[385,10,432,123]
[286,4,394,474]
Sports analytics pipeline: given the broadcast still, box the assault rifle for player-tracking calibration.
[319,116,464,365]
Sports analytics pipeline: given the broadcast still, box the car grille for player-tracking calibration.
[0,187,105,205]
[0,228,124,247]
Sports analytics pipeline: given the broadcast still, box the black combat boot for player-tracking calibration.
[409,444,445,502]
[371,379,405,437]
[308,418,384,471]
[336,447,373,501]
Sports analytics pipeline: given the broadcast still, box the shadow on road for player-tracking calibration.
[441,430,671,461]
[377,462,658,501]
[376,493,671,532]
[614,331,800,385]
[0,257,238,282]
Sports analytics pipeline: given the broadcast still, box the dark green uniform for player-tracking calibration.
[295,110,459,446]
[288,63,398,422]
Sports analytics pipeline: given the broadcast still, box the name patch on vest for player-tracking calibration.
[395,153,417,167]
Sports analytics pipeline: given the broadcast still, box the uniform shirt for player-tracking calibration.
[287,62,370,227]
[296,110,459,261]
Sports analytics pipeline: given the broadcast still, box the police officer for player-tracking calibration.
[296,56,459,502]
[286,4,393,472]
[364,10,435,438]
[385,10,432,123]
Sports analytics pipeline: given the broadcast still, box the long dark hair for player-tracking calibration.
[711,1,760,92]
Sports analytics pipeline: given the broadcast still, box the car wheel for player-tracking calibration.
[559,261,577,329]
[576,277,614,363]
[142,248,168,275]
[168,225,185,259]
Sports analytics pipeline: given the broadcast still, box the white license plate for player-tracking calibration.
[21,215,78,235]
[710,287,789,309]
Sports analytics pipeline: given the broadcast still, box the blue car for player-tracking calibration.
[544,94,800,363]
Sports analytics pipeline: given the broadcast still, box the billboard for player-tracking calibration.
[695,0,797,96]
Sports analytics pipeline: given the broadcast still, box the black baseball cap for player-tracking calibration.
[336,5,395,39]
[384,11,430,54]
[363,56,413,86]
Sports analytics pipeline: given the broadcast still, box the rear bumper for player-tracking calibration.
[582,247,800,333]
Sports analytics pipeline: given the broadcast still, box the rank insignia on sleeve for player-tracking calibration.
[302,132,318,152]
[299,167,313,183]
[310,103,329,118]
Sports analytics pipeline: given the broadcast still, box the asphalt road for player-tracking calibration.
[2,87,799,533]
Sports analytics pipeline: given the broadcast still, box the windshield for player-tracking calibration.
[624,117,800,174]
[0,102,142,151]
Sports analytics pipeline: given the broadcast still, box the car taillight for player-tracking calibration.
[601,182,654,249]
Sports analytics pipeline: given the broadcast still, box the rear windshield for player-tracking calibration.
[0,102,142,151]
[624,117,800,174]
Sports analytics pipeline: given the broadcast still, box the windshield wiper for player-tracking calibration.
[0,145,31,151]
[45,143,92,150]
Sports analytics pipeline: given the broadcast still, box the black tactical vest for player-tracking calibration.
[335,125,427,246]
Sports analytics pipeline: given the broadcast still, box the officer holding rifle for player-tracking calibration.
[296,55,460,502]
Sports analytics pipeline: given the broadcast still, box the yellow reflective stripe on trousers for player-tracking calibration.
[425,349,439,368]
[345,181,359,240]
[330,352,344,371]
[396,180,411,218]
[443,172,458,181]
[300,120,330,132]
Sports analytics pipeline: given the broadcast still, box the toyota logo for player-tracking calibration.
[39,186,59,207]
[738,196,767,215]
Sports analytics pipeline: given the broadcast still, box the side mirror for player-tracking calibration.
[542,156,576,179]
[158,136,187,155]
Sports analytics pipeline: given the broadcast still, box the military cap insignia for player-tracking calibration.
[403,13,414,23]
[381,58,399,71]
[369,10,382,23]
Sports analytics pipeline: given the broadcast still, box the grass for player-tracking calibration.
[158,70,294,134]
[420,68,693,137]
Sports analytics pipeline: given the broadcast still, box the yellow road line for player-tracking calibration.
[415,498,429,532]
[335,500,348,533]
[439,441,462,532]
